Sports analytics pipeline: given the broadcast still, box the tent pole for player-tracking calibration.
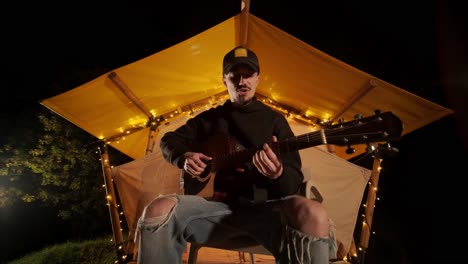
[330,79,377,123]
[146,129,158,155]
[358,157,382,263]
[98,142,127,263]
[349,239,358,262]
[108,71,153,118]
[239,0,251,46]
[108,70,159,157]
[145,116,160,155]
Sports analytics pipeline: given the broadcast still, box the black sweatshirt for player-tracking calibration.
[160,97,304,205]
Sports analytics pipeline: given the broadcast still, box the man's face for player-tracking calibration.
[223,64,259,106]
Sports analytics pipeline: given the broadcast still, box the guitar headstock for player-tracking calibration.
[324,111,403,147]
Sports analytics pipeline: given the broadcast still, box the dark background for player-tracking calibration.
[1,1,466,263]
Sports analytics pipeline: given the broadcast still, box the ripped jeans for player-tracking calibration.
[136,194,337,264]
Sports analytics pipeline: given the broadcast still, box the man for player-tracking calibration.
[136,46,337,263]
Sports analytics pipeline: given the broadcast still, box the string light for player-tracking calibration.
[96,146,130,264]
[100,91,326,145]
[357,156,384,263]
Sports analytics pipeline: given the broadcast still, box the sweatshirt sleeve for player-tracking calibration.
[160,117,199,169]
[266,114,304,197]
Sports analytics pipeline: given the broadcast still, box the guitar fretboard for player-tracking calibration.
[209,111,402,170]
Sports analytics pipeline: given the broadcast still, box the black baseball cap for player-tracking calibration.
[222,46,260,75]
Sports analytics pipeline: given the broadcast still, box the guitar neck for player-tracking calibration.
[211,111,402,170]
[212,130,325,170]
[276,130,325,153]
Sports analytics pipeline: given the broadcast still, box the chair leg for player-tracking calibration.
[238,251,255,263]
[249,252,255,263]
[238,251,245,263]
[188,243,200,264]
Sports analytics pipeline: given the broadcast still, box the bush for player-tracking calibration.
[8,237,118,264]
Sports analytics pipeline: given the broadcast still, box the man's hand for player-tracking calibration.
[253,136,283,179]
[183,152,212,176]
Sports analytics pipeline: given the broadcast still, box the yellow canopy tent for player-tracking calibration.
[40,2,453,263]
[40,13,452,161]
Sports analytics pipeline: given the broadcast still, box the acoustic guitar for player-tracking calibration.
[182,111,403,195]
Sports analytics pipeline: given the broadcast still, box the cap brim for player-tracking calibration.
[224,60,259,74]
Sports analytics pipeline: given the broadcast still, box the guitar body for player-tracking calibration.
[182,133,233,195]
[182,170,216,195]
[180,111,403,195]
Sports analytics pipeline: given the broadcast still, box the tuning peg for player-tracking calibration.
[373,143,400,158]
[366,143,376,153]
[345,145,356,154]
[385,143,399,154]
[354,113,363,120]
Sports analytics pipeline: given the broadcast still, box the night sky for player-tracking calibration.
[1,1,466,263]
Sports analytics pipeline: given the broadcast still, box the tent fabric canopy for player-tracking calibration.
[40,13,453,161]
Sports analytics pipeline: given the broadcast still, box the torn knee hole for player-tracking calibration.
[144,197,177,219]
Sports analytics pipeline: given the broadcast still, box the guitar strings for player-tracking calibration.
[202,120,383,167]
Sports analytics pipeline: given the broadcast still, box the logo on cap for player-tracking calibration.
[234,48,248,58]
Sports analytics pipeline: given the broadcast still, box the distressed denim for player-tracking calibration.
[136,194,337,264]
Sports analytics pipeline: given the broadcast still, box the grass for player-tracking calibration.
[7,237,120,264]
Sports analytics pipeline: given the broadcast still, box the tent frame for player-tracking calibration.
[89,1,405,263]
